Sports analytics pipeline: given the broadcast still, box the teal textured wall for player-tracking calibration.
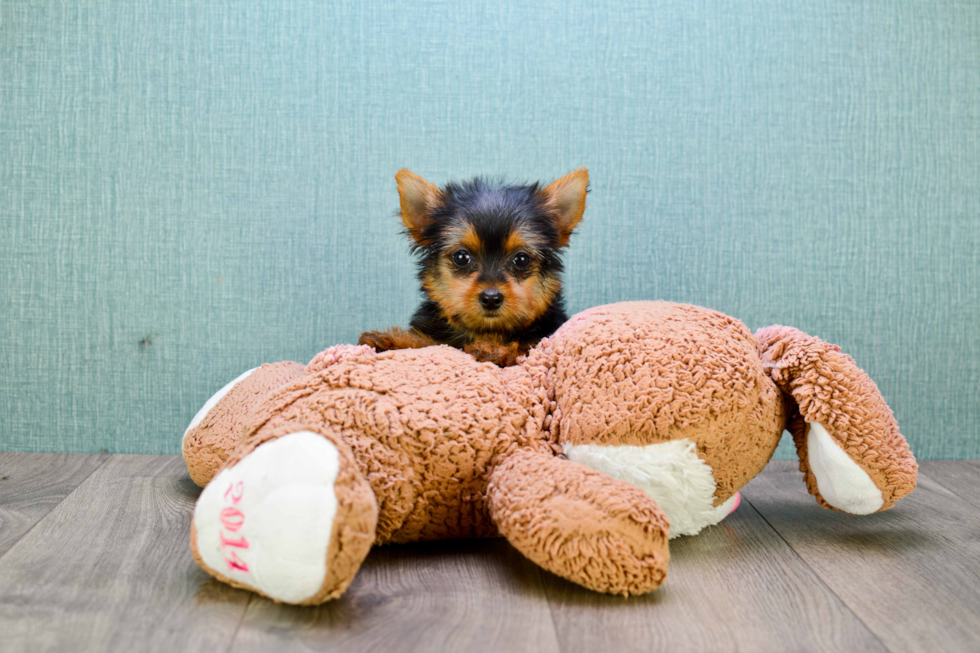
[2,0,978,457]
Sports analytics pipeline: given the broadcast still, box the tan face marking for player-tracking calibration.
[457,224,482,255]
[504,230,526,253]
[424,250,560,335]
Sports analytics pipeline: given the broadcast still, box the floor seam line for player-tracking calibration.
[223,593,254,653]
[741,493,896,653]
[537,563,565,653]
[916,464,980,508]
[0,452,113,566]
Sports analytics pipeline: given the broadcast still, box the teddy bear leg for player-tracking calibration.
[190,424,378,605]
[487,449,670,596]
[757,326,917,514]
[183,362,308,487]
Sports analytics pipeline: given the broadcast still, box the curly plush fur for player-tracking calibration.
[183,301,917,604]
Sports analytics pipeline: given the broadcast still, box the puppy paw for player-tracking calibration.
[358,328,438,352]
[464,341,521,367]
[358,330,397,351]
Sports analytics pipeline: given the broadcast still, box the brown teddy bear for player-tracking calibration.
[182,301,916,605]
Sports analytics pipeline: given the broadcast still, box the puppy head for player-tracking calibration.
[395,168,588,334]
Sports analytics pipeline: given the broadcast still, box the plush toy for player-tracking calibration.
[182,301,916,605]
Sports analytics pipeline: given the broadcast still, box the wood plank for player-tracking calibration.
[0,452,108,558]
[742,461,980,653]
[230,538,562,653]
[919,461,980,509]
[0,454,973,652]
[542,492,886,653]
[0,455,250,653]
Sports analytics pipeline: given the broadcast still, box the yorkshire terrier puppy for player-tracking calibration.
[359,168,588,366]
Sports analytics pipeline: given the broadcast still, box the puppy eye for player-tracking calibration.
[451,250,472,267]
[512,252,531,270]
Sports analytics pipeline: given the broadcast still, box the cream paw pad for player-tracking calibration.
[192,431,340,603]
[806,422,884,514]
[190,428,378,605]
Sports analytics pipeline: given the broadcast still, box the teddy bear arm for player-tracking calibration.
[183,361,308,487]
[757,326,917,513]
[191,422,378,605]
[486,449,670,596]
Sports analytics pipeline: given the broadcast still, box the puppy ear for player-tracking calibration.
[539,168,588,247]
[395,169,443,244]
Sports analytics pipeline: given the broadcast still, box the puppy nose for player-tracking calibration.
[478,289,504,310]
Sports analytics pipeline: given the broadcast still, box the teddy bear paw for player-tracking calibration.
[807,422,884,514]
[191,431,342,603]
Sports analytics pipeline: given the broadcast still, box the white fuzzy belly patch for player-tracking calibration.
[563,438,736,538]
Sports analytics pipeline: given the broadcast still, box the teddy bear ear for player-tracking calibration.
[539,168,589,247]
[395,169,443,245]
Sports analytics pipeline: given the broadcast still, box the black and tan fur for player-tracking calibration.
[359,168,588,366]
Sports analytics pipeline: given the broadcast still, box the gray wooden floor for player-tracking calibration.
[0,454,977,653]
